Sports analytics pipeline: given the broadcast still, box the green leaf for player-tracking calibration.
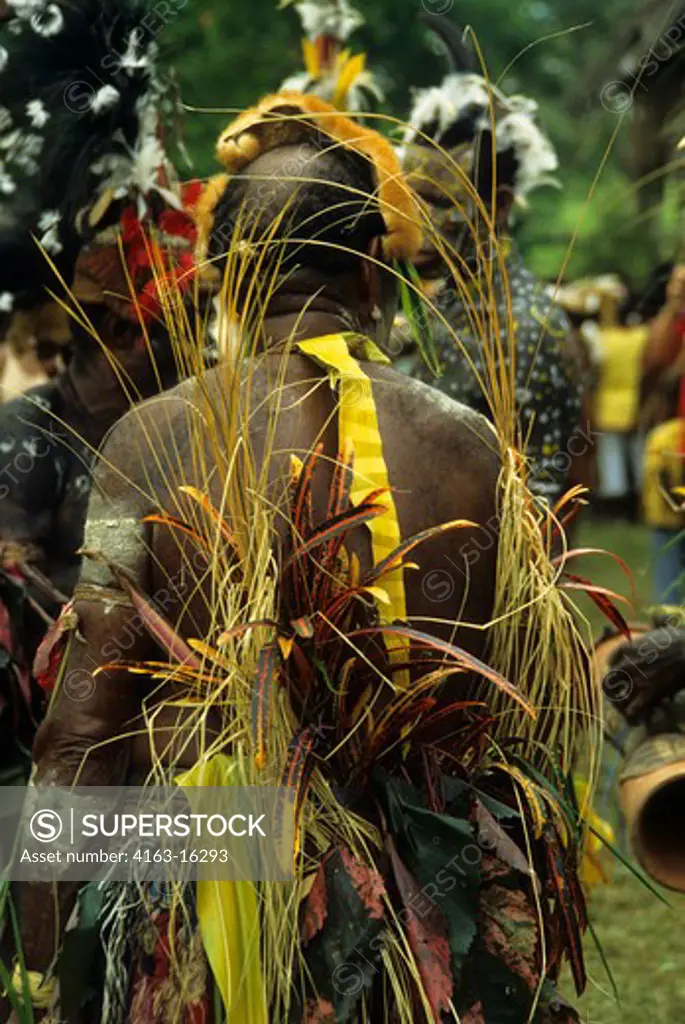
[59,883,106,1021]
[300,847,385,1020]
[379,775,481,976]
[7,892,34,1023]
[586,917,620,1006]
[397,260,442,378]
[473,947,536,1024]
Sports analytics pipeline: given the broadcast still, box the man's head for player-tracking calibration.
[208,142,393,337]
[402,15,557,266]
[197,93,422,347]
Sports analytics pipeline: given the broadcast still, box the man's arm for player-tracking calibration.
[642,265,685,377]
[17,407,158,976]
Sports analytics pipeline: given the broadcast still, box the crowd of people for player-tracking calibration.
[555,264,685,603]
[0,2,682,1023]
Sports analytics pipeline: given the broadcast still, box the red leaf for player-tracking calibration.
[554,547,635,602]
[0,596,13,656]
[34,633,68,696]
[216,619,278,645]
[78,552,201,668]
[33,601,76,681]
[292,443,322,541]
[408,700,486,747]
[291,617,315,639]
[0,592,32,707]
[338,846,385,921]
[542,827,587,995]
[552,484,588,518]
[479,882,539,990]
[141,514,210,550]
[386,837,454,1018]
[560,574,631,640]
[281,726,318,858]
[178,486,238,549]
[252,644,280,769]
[128,588,201,668]
[303,999,336,1023]
[474,801,537,884]
[180,179,204,210]
[349,625,534,718]
[326,440,354,523]
[460,1003,485,1024]
[301,861,329,945]
[364,518,475,584]
[560,574,630,605]
[287,445,323,611]
[285,503,388,569]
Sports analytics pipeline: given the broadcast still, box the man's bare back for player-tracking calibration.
[87,354,501,653]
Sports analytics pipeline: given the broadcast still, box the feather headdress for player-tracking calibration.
[278,0,382,113]
[197,92,422,265]
[404,14,558,205]
[0,0,182,314]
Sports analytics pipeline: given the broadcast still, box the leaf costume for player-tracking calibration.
[6,60,598,1024]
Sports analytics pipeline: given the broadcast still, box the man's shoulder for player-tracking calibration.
[88,378,199,512]
[98,375,207,461]
[371,364,498,444]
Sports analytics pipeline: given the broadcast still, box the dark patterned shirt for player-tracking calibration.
[0,380,93,597]
[408,246,582,503]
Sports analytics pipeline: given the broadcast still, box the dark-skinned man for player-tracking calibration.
[11,95,588,1024]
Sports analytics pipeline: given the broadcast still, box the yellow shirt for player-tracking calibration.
[595,325,649,433]
[643,418,685,528]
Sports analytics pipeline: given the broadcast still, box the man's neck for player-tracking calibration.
[262,310,358,347]
[258,288,364,349]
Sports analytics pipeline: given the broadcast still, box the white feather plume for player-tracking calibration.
[91,85,121,115]
[280,71,313,94]
[37,208,63,253]
[89,99,181,217]
[7,0,45,19]
[281,0,363,42]
[30,3,64,37]
[405,71,559,201]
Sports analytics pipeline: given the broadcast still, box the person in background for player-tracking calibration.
[278,0,382,112]
[641,264,685,430]
[591,277,649,519]
[641,264,685,603]
[0,304,69,402]
[553,278,606,500]
[557,275,651,519]
[399,14,583,509]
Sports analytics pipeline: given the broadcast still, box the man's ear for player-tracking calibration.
[361,237,397,347]
[360,237,382,309]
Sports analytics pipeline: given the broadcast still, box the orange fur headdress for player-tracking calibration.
[195,92,422,266]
